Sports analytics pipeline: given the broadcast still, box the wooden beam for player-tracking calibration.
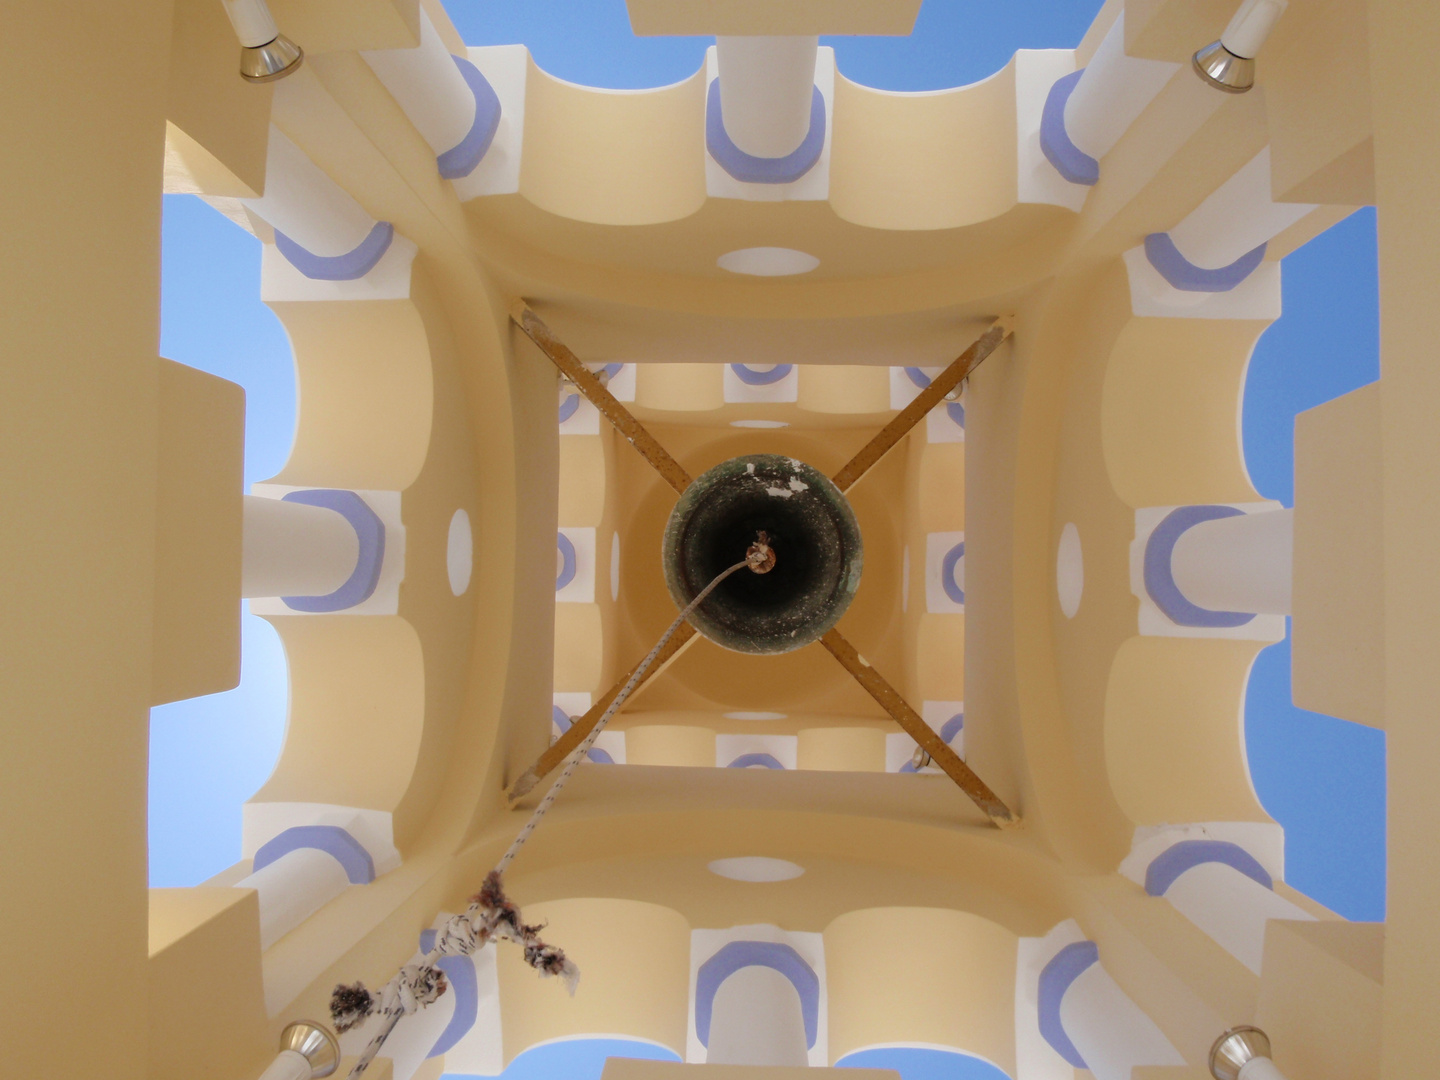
[818,627,1018,827]
[510,299,693,494]
[830,316,1014,494]
[508,622,700,800]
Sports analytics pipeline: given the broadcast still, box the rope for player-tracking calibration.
[331,544,771,1077]
[495,555,754,874]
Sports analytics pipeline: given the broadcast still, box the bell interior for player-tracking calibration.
[663,454,863,654]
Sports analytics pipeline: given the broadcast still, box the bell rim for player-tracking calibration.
[662,454,863,655]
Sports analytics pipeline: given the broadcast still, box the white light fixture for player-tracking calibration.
[1193,0,1288,93]
[222,0,304,83]
[730,419,790,429]
[258,1021,340,1080]
[1210,1026,1288,1080]
[724,711,787,721]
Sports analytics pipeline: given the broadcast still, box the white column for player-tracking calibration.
[242,126,378,258]
[1168,148,1315,269]
[1171,507,1292,615]
[1063,14,1178,161]
[256,1050,313,1080]
[236,847,351,949]
[242,495,358,599]
[714,36,818,158]
[707,966,809,1066]
[1061,963,1184,1080]
[362,9,476,156]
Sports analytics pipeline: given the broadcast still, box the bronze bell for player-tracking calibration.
[662,454,864,654]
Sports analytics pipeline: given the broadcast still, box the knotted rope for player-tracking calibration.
[330,540,773,1077]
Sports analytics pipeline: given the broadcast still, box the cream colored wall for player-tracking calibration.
[824,907,1017,1070]
[497,898,692,1061]
[1257,920,1383,1080]
[1369,1,1440,1073]
[830,64,1018,232]
[153,358,244,705]
[2,4,170,1076]
[270,299,435,492]
[519,60,707,227]
[149,888,269,1080]
[1104,637,1270,825]
[1292,382,1384,727]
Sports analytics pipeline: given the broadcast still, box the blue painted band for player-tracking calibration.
[706,79,825,185]
[1145,839,1273,896]
[587,747,616,765]
[274,221,395,281]
[1037,940,1098,1068]
[436,56,502,179]
[552,705,573,733]
[946,401,965,427]
[731,363,793,386]
[904,367,932,389]
[1039,70,1099,186]
[558,393,580,423]
[281,490,386,613]
[1144,232,1267,292]
[418,929,480,1057]
[1143,505,1255,628]
[727,752,785,770]
[556,533,577,590]
[695,941,819,1048]
[940,713,964,744]
[253,824,376,884]
[941,541,965,605]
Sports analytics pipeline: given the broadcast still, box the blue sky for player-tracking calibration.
[151,1,1385,1072]
[443,0,1103,90]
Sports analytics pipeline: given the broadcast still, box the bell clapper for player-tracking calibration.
[746,530,777,574]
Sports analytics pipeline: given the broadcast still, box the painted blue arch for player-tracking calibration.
[280,489,386,613]
[556,532,577,590]
[904,366,933,389]
[1145,232,1268,293]
[559,393,581,423]
[436,55,502,179]
[1036,940,1098,1068]
[252,824,375,884]
[419,928,479,1057]
[706,79,826,185]
[732,363,793,385]
[1145,839,1273,897]
[695,941,820,1049]
[1143,505,1254,628]
[727,752,785,770]
[941,542,965,605]
[1039,69,1098,186]
[274,221,394,281]
[940,713,964,744]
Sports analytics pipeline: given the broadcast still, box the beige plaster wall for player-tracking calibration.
[497,898,692,1061]
[1,4,171,1075]
[152,358,244,705]
[824,906,1017,1070]
[830,63,1018,231]
[519,60,707,227]
[1368,0,1440,1071]
[1104,636,1270,826]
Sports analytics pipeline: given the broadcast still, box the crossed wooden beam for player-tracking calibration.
[509,299,1018,827]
